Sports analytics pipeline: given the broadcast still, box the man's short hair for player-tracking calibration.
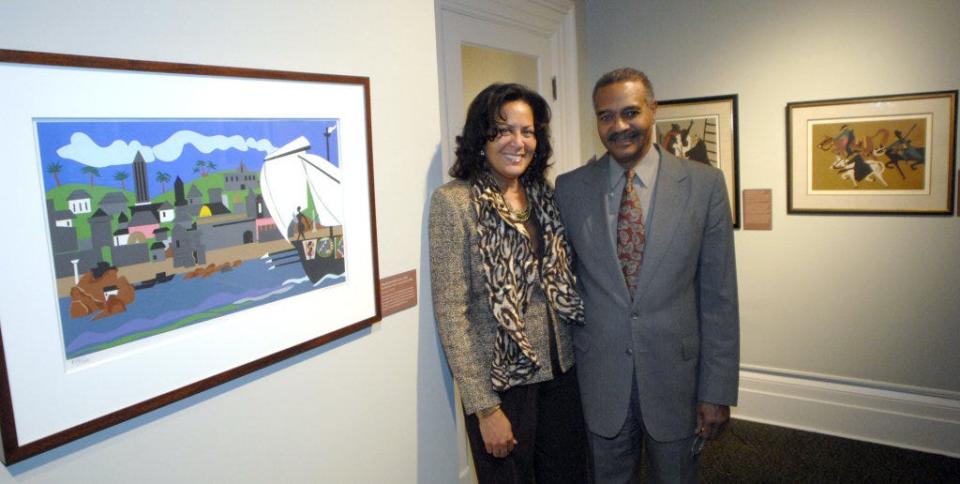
[592,67,656,107]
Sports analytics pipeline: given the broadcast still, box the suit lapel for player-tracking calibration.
[633,149,689,307]
[580,155,631,305]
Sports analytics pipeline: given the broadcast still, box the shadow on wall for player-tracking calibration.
[6,326,372,475]
[417,143,459,483]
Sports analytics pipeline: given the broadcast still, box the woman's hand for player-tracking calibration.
[478,408,517,458]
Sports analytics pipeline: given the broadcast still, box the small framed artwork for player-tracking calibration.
[655,94,740,227]
[787,90,957,214]
[0,49,381,463]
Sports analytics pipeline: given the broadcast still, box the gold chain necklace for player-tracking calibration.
[506,204,531,223]
[500,184,531,223]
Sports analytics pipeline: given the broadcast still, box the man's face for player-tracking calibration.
[595,80,656,167]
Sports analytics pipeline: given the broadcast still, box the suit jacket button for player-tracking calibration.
[626,348,633,355]
[631,313,639,320]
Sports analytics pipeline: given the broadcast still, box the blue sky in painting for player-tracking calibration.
[35,119,339,190]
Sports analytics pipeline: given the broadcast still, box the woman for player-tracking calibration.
[429,83,588,483]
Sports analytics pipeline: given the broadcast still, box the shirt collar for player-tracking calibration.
[606,143,661,192]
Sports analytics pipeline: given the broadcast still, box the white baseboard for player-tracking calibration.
[734,365,960,458]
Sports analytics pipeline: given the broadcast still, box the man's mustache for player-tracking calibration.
[607,128,644,144]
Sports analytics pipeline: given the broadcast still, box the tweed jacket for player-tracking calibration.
[429,179,575,415]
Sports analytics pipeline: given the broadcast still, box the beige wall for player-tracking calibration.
[583,0,959,393]
[0,0,457,481]
[461,44,539,115]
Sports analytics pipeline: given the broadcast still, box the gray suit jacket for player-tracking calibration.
[429,179,575,415]
[555,148,739,441]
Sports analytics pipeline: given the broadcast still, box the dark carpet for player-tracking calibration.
[688,418,959,483]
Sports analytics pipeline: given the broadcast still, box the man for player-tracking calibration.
[555,68,740,482]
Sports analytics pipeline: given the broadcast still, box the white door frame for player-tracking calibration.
[434,2,580,482]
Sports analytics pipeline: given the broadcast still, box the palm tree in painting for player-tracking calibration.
[114,170,130,191]
[46,161,63,187]
[81,166,100,186]
[155,171,172,193]
[194,160,208,177]
[207,161,218,173]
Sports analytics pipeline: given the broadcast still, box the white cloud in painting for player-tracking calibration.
[57,130,278,167]
[56,133,149,167]
[152,131,277,160]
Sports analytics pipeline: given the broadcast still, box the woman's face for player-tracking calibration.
[484,100,536,188]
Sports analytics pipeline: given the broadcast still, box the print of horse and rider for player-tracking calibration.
[811,117,927,190]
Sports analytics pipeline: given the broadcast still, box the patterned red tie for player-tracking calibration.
[617,169,645,296]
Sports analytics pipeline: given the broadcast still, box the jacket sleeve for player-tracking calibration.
[428,187,499,415]
[696,169,741,406]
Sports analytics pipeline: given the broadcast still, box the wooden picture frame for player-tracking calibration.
[787,90,957,215]
[656,94,740,227]
[0,49,380,463]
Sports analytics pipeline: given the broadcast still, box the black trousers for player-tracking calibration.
[464,367,590,484]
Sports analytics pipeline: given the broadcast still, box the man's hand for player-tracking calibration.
[696,402,730,439]
[478,408,518,458]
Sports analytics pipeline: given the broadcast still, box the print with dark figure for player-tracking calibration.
[295,206,307,240]
[663,120,710,164]
[881,126,925,176]
[661,123,683,156]
[684,135,710,164]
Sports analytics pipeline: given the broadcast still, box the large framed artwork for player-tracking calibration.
[0,50,381,463]
[787,90,957,214]
[655,94,740,227]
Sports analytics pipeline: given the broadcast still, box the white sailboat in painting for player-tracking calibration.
[259,135,345,283]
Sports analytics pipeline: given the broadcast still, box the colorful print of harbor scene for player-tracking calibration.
[37,119,346,359]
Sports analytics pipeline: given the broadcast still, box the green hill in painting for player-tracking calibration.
[46,184,135,241]
[45,171,260,242]
[47,183,135,211]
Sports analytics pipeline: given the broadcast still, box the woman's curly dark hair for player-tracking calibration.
[450,83,552,184]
